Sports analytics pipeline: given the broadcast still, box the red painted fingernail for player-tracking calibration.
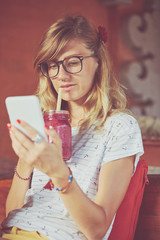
[17,119,21,124]
[7,123,12,129]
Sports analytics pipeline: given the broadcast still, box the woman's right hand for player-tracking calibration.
[8,120,68,179]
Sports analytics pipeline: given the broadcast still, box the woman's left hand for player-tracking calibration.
[9,120,67,178]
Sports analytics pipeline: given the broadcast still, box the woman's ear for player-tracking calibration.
[94,58,99,72]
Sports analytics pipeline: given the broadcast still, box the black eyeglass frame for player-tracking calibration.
[38,55,95,78]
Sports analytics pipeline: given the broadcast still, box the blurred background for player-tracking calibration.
[0,0,160,171]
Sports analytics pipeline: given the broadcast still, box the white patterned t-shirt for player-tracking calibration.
[2,113,144,240]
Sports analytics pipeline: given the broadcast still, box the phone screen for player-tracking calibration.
[5,95,47,141]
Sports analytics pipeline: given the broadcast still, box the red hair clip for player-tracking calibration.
[98,26,108,44]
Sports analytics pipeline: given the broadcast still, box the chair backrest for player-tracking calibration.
[108,159,148,240]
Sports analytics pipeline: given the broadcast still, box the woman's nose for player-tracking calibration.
[57,64,70,81]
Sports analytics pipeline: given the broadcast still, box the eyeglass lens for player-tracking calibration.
[40,56,82,78]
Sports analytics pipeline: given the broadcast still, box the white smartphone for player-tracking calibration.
[5,95,47,141]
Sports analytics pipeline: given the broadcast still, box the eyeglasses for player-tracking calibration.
[39,55,94,78]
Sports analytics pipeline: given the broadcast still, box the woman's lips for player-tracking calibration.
[60,84,76,91]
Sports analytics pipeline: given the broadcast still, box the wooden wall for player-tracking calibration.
[134,174,160,240]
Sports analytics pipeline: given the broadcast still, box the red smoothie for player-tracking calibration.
[44,110,71,160]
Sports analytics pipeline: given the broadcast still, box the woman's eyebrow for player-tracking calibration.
[57,53,83,61]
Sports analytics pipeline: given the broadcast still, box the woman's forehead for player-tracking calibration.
[55,39,90,60]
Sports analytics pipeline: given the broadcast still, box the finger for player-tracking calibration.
[10,125,34,150]
[17,119,45,143]
[45,128,62,146]
[9,128,29,158]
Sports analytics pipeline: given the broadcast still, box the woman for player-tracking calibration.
[2,15,143,239]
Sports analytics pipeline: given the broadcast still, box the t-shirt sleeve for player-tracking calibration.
[101,114,144,169]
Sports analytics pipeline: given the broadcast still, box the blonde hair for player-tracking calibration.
[34,15,127,132]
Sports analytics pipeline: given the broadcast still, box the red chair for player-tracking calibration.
[108,159,148,240]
